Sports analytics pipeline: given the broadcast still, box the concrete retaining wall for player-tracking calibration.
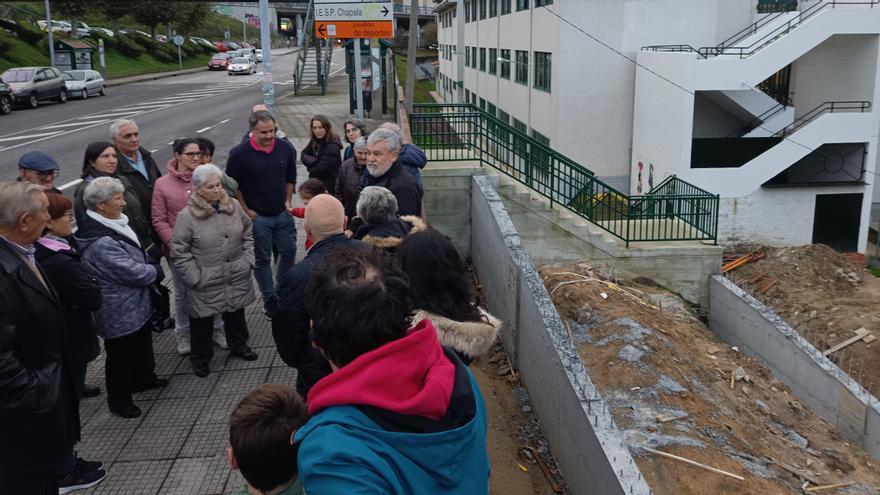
[471,175,651,495]
[421,162,483,256]
[709,275,880,460]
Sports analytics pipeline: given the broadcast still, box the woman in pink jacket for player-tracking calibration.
[151,138,225,355]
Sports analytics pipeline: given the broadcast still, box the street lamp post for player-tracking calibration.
[259,0,274,112]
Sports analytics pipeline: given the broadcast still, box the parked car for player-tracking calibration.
[37,20,70,33]
[119,28,151,38]
[69,21,90,37]
[62,70,106,99]
[91,27,114,37]
[208,53,231,71]
[227,57,256,76]
[225,41,241,50]
[190,36,213,48]
[0,67,67,108]
[0,81,12,115]
[255,49,263,63]
[155,34,168,43]
[213,41,228,52]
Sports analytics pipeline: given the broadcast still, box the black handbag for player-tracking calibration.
[147,283,174,333]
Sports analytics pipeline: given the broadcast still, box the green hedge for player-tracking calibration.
[0,33,12,54]
[115,34,145,58]
[153,43,177,63]
[9,22,44,44]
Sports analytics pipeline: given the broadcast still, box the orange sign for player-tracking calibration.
[315,21,394,39]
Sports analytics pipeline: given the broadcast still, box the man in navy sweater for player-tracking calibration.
[226,110,297,318]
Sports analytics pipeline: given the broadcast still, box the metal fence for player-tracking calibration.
[410,103,719,245]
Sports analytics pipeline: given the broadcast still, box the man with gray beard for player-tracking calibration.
[363,128,423,217]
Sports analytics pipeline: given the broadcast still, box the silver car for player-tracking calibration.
[63,70,107,99]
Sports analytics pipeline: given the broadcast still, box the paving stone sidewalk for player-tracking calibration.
[77,71,392,494]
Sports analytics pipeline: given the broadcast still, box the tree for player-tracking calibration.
[173,3,212,36]
[131,1,175,39]
[405,0,418,114]
[421,22,437,49]
[93,0,130,34]
[50,0,92,38]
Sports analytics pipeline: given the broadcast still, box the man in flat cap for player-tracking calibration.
[18,150,62,193]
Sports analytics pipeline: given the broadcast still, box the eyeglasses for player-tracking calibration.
[179,152,204,158]
[23,169,60,179]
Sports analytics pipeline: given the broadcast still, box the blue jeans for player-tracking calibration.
[252,211,296,303]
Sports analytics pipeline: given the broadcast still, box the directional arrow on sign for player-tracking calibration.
[318,24,327,36]
[381,6,389,16]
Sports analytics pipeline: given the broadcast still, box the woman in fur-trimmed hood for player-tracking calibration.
[397,227,500,365]
[351,186,427,252]
[171,164,258,378]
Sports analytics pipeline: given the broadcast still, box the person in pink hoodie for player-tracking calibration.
[151,138,225,355]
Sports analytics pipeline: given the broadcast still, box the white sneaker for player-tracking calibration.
[175,331,191,355]
[212,327,228,349]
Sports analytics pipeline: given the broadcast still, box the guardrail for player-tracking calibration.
[775,100,871,137]
[643,0,880,59]
[409,103,719,245]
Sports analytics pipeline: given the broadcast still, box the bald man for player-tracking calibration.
[271,195,371,396]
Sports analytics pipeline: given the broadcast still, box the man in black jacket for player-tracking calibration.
[0,182,79,494]
[110,118,163,260]
[271,194,368,396]
[363,128,423,217]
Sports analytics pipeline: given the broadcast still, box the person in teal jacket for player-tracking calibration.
[295,247,491,494]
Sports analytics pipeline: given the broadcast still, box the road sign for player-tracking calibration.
[315,2,392,21]
[172,35,184,46]
[315,20,393,39]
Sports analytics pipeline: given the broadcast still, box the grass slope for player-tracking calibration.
[394,56,436,104]
[0,33,210,78]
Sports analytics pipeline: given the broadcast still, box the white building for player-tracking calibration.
[433,0,880,252]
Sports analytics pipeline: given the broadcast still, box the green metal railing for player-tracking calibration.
[409,104,719,246]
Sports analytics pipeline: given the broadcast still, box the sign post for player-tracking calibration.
[315,0,393,118]
[98,39,106,73]
[259,0,274,112]
[173,35,184,70]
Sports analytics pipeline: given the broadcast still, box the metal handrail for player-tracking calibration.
[409,103,719,245]
[774,100,871,137]
[726,102,789,137]
[716,3,798,51]
[644,0,880,59]
[293,0,315,96]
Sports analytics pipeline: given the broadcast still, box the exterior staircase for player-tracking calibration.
[293,0,334,96]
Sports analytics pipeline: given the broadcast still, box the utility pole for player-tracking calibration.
[44,0,55,67]
[354,39,364,119]
[259,0,274,112]
[404,0,419,114]
[242,15,247,46]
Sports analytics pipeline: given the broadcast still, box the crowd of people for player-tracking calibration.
[0,107,500,495]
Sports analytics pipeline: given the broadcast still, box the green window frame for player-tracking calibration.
[502,0,512,14]
[497,109,510,125]
[465,46,471,67]
[500,49,511,79]
[514,50,529,85]
[480,0,487,19]
[488,48,497,74]
[486,102,496,117]
[479,97,486,111]
[516,0,529,11]
[534,51,551,92]
[489,0,498,17]
[479,47,486,71]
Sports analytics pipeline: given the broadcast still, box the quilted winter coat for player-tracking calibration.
[171,190,256,319]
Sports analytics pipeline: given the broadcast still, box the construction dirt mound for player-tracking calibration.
[727,244,880,396]
[540,262,880,495]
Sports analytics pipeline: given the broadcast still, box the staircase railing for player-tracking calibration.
[320,37,334,94]
[774,100,871,137]
[726,102,788,137]
[643,0,880,59]
[409,103,719,246]
[293,0,315,96]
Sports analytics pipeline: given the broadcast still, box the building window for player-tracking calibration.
[464,1,470,22]
[465,47,471,67]
[534,51,551,92]
[479,47,486,71]
[535,0,553,5]
[489,0,498,17]
[516,0,529,11]
[502,0,512,14]
[465,89,471,102]
[500,49,511,79]
[497,109,510,124]
[486,102,496,117]
[471,93,477,105]
[480,0,487,19]
[515,50,529,85]
[479,97,486,110]
[531,130,551,175]
[488,48,497,74]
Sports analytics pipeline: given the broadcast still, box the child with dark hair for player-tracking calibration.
[228,384,308,495]
[289,179,327,251]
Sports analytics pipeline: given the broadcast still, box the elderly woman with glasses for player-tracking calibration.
[76,177,168,419]
[172,164,258,378]
[74,141,154,256]
[351,186,426,253]
[152,138,226,356]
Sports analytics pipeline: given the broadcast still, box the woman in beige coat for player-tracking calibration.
[171,164,258,377]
